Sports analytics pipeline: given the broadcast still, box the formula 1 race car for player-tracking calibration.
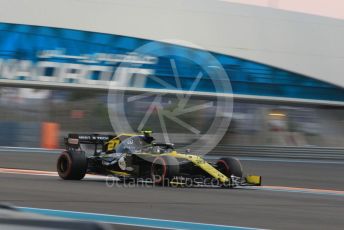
[57,131,261,188]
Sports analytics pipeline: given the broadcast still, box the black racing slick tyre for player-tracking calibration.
[151,156,179,185]
[57,150,87,180]
[216,157,243,178]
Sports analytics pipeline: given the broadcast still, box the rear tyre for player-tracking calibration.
[57,150,87,180]
[216,157,243,178]
[151,156,179,185]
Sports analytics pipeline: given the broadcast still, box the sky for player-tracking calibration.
[222,0,344,20]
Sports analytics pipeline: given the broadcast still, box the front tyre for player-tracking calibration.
[57,150,87,180]
[216,157,243,178]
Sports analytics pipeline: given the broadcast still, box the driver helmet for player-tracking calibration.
[141,130,155,143]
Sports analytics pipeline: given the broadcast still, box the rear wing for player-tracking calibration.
[64,133,115,148]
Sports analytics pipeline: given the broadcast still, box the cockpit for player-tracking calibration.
[115,136,174,155]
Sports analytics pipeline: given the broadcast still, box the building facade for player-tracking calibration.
[0,0,343,147]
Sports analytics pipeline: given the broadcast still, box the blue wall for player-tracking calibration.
[0,22,343,101]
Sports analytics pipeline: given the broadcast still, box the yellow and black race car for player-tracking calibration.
[57,131,261,188]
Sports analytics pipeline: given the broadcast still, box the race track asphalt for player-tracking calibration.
[0,151,343,229]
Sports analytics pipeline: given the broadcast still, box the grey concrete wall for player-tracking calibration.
[0,122,41,147]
